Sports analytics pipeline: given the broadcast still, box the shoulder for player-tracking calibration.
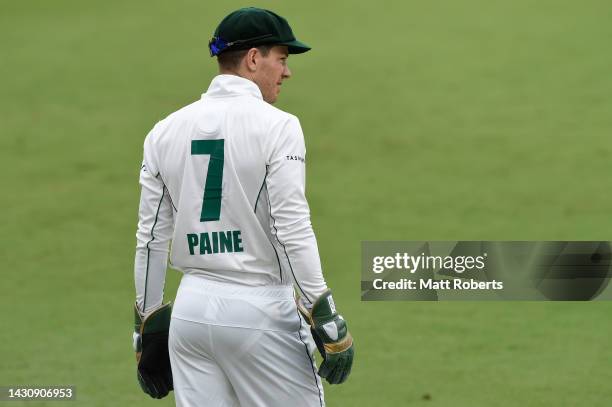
[152,100,201,131]
[247,101,305,151]
[144,101,200,145]
[234,96,300,129]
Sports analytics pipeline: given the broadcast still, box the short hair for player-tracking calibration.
[217,45,273,70]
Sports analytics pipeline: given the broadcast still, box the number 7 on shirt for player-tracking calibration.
[191,139,224,222]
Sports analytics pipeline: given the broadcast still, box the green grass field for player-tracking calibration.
[2,0,612,405]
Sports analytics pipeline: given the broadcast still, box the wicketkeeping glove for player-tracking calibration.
[298,290,354,384]
[133,303,173,399]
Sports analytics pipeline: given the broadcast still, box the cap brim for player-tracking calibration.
[280,39,311,54]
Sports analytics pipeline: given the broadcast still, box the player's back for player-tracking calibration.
[145,74,300,287]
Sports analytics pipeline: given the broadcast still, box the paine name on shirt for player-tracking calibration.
[186,230,244,255]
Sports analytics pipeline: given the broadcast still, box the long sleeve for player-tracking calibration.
[134,133,174,316]
[265,116,328,305]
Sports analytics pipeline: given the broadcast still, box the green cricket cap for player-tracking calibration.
[209,7,311,56]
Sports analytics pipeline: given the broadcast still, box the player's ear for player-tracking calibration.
[245,48,259,72]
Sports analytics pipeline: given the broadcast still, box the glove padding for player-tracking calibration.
[298,290,354,384]
[134,303,173,399]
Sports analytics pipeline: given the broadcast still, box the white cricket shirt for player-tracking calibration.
[134,74,328,315]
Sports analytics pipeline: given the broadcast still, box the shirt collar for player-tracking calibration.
[203,74,263,100]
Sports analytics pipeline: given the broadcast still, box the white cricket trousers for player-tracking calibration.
[169,274,325,407]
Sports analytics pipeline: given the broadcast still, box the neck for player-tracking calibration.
[219,65,250,78]
[219,69,257,89]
